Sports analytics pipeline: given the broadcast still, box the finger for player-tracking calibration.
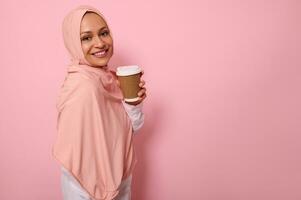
[134,93,146,105]
[138,88,146,96]
[139,93,146,101]
[139,80,145,87]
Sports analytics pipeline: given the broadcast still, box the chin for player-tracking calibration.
[88,57,111,67]
[94,61,109,67]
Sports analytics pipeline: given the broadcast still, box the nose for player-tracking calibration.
[93,36,105,48]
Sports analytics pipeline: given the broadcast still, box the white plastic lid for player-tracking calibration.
[116,65,142,76]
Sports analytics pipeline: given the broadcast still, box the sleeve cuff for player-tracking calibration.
[122,101,144,133]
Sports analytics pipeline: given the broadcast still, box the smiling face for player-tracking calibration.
[80,12,113,67]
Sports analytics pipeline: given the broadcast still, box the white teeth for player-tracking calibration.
[94,51,106,56]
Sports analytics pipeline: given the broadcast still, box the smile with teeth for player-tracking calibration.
[92,49,108,58]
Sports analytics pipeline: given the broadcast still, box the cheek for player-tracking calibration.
[81,43,90,56]
[104,36,113,45]
[108,39,114,52]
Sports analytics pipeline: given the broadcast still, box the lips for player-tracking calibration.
[92,49,109,58]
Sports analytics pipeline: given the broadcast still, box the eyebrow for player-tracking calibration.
[80,27,108,35]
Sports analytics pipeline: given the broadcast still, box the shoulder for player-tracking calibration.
[66,72,98,94]
[57,73,98,111]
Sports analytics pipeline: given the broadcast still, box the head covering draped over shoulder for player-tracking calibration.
[59,5,122,109]
[52,5,136,200]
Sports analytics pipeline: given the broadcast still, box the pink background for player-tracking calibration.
[0,0,300,199]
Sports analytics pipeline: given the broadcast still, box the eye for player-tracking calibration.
[100,30,110,37]
[81,36,92,41]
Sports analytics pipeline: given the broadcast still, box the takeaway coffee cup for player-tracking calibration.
[116,65,142,102]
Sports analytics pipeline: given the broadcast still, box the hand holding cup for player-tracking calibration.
[116,66,147,105]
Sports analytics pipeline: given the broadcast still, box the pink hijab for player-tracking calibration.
[52,5,137,200]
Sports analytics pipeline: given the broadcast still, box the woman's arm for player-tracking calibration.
[122,101,144,133]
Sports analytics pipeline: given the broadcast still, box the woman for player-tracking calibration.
[52,5,146,200]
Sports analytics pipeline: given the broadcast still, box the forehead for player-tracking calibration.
[80,12,107,32]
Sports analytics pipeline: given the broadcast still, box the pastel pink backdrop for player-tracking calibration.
[0,0,300,199]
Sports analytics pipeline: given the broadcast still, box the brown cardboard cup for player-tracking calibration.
[116,65,142,102]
